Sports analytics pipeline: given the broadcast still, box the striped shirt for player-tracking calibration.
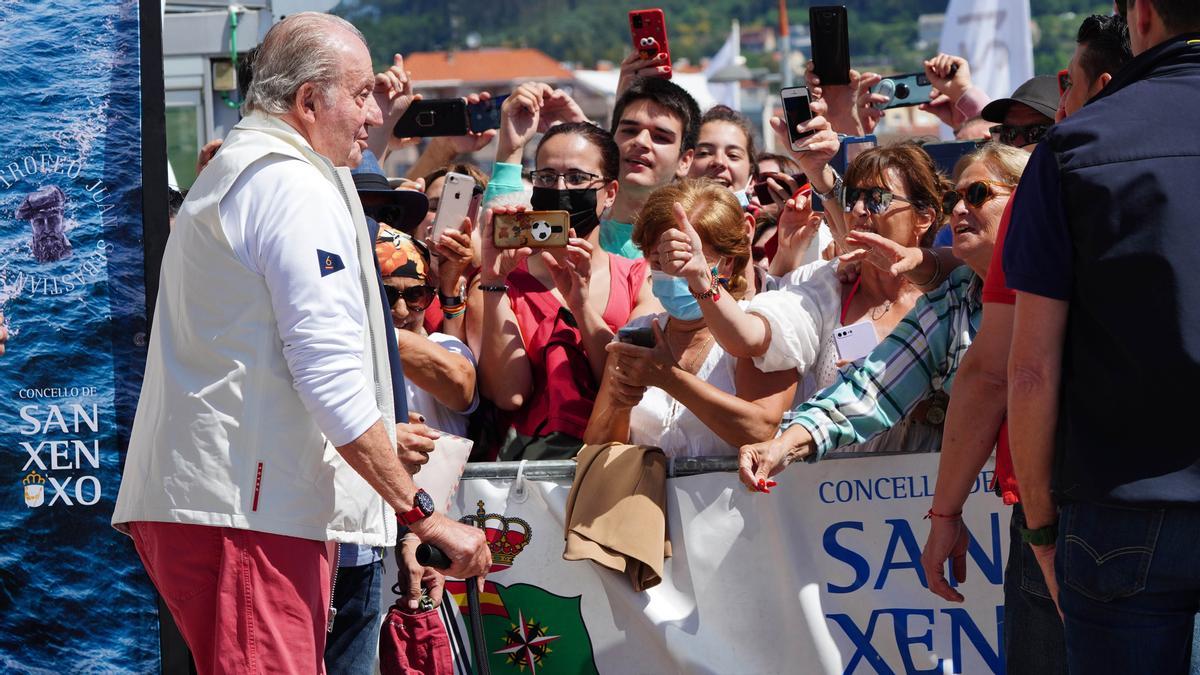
[782,266,982,460]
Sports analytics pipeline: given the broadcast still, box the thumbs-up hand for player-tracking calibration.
[655,202,711,287]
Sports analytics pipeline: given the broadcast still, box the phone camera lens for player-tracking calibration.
[894,83,910,99]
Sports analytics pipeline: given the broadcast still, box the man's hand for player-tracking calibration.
[409,512,491,580]
[538,89,588,131]
[399,535,446,610]
[921,514,970,602]
[396,413,440,473]
[805,62,878,136]
[1032,543,1063,619]
[374,54,417,131]
[196,138,223,176]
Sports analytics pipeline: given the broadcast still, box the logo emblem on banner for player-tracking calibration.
[447,500,599,674]
[22,470,45,508]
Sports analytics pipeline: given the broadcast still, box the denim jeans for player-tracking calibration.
[1004,503,1068,675]
[1057,501,1200,673]
[325,559,385,675]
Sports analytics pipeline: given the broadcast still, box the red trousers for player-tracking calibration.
[129,521,331,674]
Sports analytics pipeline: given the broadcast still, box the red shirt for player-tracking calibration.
[982,192,1019,504]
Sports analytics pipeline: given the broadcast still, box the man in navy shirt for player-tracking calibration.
[1004,0,1200,671]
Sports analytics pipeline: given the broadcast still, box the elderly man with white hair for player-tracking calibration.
[111,13,489,673]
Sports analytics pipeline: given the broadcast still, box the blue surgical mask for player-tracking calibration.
[651,270,703,321]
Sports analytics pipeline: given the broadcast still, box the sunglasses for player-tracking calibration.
[989,123,1051,148]
[384,284,435,311]
[942,180,1013,212]
[842,186,913,215]
[1057,68,1071,97]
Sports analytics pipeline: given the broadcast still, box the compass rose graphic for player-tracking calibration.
[493,609,561,673]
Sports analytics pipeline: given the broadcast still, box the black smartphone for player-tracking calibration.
[392,98,469,138]
[780,86,816,150]
[466,94,509,133]
[810,5,850,86]
[754,172,807,205]
[922,139,986,177]
[617,326,655,349]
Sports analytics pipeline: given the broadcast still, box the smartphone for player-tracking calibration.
[466,94,509,133]
[629,8,672,78]
[493,210,571,249]
[617,326,655,349]
[754,172,808,205]
[831,134,878,176]
[431,173,477,241]
[780,86,816,151]
[392,98,469,138]
[809,5,850,86]
[833,320,879,363]
[872,72,934,110]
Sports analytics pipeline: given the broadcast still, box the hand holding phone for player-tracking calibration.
[754,172,808,206]
[809,6,850,86]
[431,173,478,243]
[629,9,672,79]
[393,98,469,138]
[617,326,655,349]
[871,72,935,110]
[780,86,816,150]
[467,94,509,133]
[493,210,571,249]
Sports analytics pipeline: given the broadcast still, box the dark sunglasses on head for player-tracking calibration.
[989,123,1051,148]
[842,186,913,215]
[384,284,435,311]
[1057,68,1071,97]
[943,180,1013,213]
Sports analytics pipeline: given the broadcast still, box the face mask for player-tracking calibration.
[650,270,703,321]
[733,189,751,210]
[530,186,601,238]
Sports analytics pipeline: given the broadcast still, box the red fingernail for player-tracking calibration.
[767,481,777,487]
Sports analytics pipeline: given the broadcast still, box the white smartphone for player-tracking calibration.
[431,172,476,241]
[780,86,816,151]
[833,320,879,363]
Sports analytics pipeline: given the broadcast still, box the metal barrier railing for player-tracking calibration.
[459,449,926,480]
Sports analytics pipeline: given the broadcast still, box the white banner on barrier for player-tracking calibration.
[435,453,1009,675]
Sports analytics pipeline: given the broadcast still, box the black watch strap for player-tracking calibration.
[1019,521,1058,546]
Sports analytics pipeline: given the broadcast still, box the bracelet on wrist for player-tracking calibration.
[924,508,963,520]
[688,267,729,302]
[479,283,509,293]
[910,248,942,287]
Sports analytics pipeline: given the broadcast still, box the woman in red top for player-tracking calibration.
[477,122,659,459]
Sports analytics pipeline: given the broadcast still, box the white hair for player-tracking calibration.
[243,12,367,116]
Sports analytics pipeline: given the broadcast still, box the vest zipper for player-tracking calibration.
[327,543,340,632]
[327,166,393,546]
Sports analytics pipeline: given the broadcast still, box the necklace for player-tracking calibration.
[667,319,715,374]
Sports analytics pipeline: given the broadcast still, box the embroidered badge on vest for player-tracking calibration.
[317,249,345,277]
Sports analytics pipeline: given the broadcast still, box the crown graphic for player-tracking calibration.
[22,471,45,486]
[460,500,532,567]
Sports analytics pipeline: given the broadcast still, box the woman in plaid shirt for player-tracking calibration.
[738,143,1029,491]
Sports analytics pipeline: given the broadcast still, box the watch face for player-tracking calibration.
[415,489,435,516]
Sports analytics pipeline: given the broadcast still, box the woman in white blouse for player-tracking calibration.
[582,179,797,457]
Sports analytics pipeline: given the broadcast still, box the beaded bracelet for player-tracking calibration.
[442,305,466,319]
[479,283,509,293]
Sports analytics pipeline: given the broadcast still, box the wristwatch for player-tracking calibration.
[1019,521,1058,546]
[398,489,436,526]
[815,169,844,205]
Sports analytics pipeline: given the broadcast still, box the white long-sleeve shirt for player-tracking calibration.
[218,156,379,446]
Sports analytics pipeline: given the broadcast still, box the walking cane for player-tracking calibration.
[417,544,492,675]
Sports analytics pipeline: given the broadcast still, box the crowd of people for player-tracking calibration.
[118,0,1200,672]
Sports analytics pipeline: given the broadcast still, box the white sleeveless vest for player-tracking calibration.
[112,114,398,546]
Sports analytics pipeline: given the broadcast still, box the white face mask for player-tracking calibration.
[733,189,751,210]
